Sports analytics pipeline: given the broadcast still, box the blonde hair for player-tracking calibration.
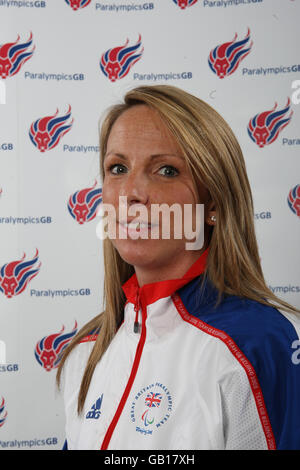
[57,85,300,414]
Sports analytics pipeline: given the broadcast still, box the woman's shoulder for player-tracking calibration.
[60,327,99,391]
[178,276,300,347]
[206,294,300,347]
[66,327,98,364]
[192,294,300,399]
[177,278,300,384]
[199,293,299,356]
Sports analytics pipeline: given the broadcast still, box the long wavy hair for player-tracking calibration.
[56,85,300,414]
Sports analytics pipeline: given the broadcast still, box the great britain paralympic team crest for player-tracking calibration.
[130,383,173,436]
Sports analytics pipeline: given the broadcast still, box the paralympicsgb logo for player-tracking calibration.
[0,397,7,428]
[100,35,143,82]
[65,0,91,10]
[35,322,78,372]
[247,98,293,148]
[287,185,300,218]
[208,28,252,79]
[0,32,35,79]
[0,249,41,298]
[173,0,198,9]
[68,180,102,225]
[29,105,74,152]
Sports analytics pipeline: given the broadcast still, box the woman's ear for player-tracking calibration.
[206,200,217,226]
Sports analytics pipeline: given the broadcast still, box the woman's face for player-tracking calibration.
[101,104,212,273]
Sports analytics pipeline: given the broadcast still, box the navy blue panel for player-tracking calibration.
[177,275,300,450]
[62,439,68,450]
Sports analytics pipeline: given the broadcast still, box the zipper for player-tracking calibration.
[133,290,140,333]
[100,293,147,450]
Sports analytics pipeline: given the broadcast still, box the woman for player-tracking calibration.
[57,85,300,450]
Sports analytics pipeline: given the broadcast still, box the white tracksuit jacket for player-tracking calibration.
[62,249,300,450]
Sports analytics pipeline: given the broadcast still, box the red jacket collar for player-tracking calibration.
[121,247,209,306]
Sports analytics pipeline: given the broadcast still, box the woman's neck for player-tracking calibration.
[134,247,207,287]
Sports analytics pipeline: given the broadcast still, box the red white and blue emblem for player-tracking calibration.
[0,32,35,79]
[35,322,78,372]
[29,105,74,152]
[208,28,252,79]
[287,185,300,218]
[131,383,173,435]
[145,392,162,408]
[100,35,143,82]
[68,180,102,224]
[0,397,7,428]
[247,98,293,148]
[173,0,198,9]
[65,0,91,10]
[0,249,41,299]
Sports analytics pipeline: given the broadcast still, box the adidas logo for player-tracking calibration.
[86,394,103,419]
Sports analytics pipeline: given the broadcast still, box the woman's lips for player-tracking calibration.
[118,220,159,238]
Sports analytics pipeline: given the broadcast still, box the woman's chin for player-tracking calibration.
[112,239,158,266]
[111,236,186,273]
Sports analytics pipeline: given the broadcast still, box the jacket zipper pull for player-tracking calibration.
[134,291,140,333]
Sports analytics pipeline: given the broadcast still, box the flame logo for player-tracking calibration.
[29,105,74,152]
[0,32,35,79]
[35,322,78,372]
[0,249,41,299]
[208,28,252,79]
[68,181,102,225]
[173,0,198,9]
[247,98,293,148]
[0,397,7,428]
[65,0,91,10]
[100,34,143,82]
[287,184,300,218]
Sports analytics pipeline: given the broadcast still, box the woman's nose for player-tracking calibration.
[119,169,150,206]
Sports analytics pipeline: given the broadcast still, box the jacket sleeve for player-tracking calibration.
[219,361,270,450]
[219,308,300,450]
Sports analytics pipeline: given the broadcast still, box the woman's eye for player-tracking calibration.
[108,164,127,175]
[158,165,179,177]
[106,164,178,177]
